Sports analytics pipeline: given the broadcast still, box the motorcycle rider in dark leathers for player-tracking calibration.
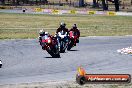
[69,24,80,43]
[56,22,69,34]
[56,22,69,50]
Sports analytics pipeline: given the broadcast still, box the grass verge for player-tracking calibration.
[0,12,132,39]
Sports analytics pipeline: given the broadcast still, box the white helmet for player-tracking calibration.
[39,29,44,34]
[60,22,66,27]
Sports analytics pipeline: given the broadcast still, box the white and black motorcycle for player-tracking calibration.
[57,30,69,53]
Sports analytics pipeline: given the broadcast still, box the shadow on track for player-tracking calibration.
[68,50,79,51]
[45,57,61,58]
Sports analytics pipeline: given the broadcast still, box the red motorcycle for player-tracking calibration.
[67,31,79,50]
[40,35,60,58]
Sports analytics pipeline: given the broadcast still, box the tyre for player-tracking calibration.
[60,49,65,53]
[47,50,54,57]
[60,41,65,53]
[0,64,2,68]
[76,75,86,85]
[67,40,74,51]
[54,54,60,58]
[49,52,54,57]
[54,48,60,58]
[56,48,61,58]
[67,44,72,51]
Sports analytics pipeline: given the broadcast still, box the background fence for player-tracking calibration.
[0,0,132,11]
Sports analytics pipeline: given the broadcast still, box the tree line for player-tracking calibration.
[93,0,120,11]
[1,0,132,11]
[1,0,48,5]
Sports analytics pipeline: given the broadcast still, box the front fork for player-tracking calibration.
[57,37,60,51]
[57,36,69,50]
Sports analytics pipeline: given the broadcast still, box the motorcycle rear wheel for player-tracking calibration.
[67,44,72,51]
[0,64,2,68]
[67,40,74,51]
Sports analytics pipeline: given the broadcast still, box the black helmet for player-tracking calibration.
[72,24,77,28]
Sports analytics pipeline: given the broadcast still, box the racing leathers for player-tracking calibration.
[69,27,80,43]
[56,26,69,50]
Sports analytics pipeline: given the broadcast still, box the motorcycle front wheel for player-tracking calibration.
[67,39,74,51]
[60,41,66,53]
[47,49,60,58]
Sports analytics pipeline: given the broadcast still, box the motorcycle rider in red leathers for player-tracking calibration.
[39,29,54,49]
[39,29,53,43]
[69,24,80,43]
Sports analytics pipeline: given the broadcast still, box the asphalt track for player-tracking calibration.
[0,36,132,85]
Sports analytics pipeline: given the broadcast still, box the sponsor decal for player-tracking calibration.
[70,10,76,14]
[76,67,131,85]
[107,11,116,16]
[52,9,59,14]
[88,11,96,15]
[35,8,42,12]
